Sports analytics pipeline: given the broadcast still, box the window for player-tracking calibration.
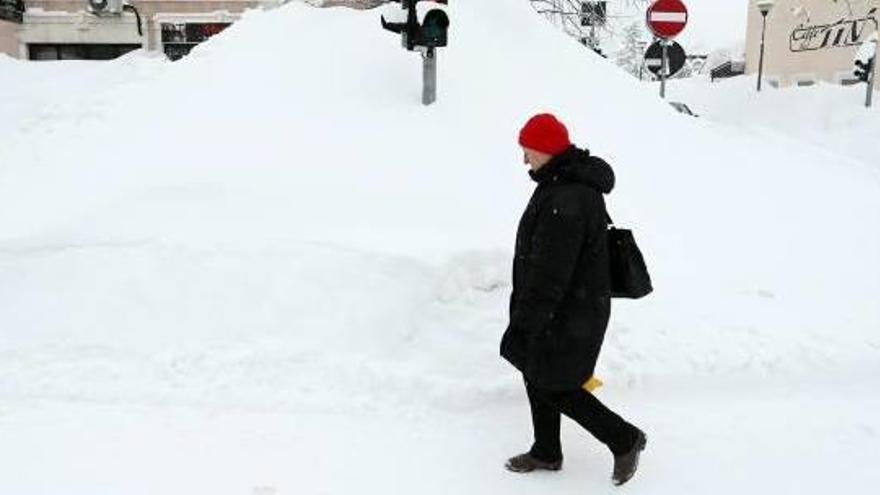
[792,73,817,87]
[161,22,231,61]
[28,44,142,61]
[0,0,24,24]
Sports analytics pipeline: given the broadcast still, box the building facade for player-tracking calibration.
[0,0,283,61]
[744,0,878,88]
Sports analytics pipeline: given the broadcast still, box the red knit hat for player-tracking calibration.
[518,113,571,156]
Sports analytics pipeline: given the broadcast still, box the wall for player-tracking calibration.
[0,18,18,56]
[744,0,879,88]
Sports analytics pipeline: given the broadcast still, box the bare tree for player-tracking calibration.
[529,1,650,52]
[615,21,648,78]
[306,0,389,9]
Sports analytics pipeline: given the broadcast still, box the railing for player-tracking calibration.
[710,61,745,82]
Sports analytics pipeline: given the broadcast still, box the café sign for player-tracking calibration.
[790,7,878,52]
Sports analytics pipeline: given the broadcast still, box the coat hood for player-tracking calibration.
[529,146,615,194]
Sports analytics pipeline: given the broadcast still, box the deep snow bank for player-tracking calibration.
[1,1,878,410]
[666,75,880,171]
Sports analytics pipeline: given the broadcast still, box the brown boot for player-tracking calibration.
[505,452,563,473]
[612,428,647,486]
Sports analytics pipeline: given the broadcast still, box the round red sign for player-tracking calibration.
[646,0,689,39]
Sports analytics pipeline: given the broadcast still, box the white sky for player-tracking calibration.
[600,0,750,51]
[675,1,750,50]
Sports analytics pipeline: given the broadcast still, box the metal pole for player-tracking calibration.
[867,42,877,108]
[591,23,597,52]
[660,41,668,99]
[422,47,437,106]
[758,12,768,92]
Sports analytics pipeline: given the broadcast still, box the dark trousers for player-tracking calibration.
[526,379,636,461]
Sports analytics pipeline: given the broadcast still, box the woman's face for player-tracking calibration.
[522,147,552,172]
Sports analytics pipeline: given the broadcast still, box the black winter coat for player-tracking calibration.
[500,146,615,391]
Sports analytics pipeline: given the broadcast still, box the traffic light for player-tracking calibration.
[854,57,874,83]
[381,1,450,106]
[853,36,877,84]
[381,0,450,51]
[419,8,450,48]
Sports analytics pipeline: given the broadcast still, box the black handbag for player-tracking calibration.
[605,212,653,299]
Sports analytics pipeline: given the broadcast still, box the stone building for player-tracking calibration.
[0,0,283,60]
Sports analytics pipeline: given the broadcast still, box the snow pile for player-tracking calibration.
[667,75,880,169]
[1,0,878,405]
[2,1,879,493]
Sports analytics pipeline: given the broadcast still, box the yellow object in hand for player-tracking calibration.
[582,375,604,393]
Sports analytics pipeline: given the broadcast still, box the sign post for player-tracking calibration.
[645,0,689,98]
[661,41,669,98]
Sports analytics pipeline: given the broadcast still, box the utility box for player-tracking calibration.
[88,0,125,15]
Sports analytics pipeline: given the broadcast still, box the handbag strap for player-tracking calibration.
[605,211,614,226]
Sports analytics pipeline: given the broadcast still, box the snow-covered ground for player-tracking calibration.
[666,75,880,173]
[1,2,879,493]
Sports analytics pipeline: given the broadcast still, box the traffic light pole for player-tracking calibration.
[422,47,437,106]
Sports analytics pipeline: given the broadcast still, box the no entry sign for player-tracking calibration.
[645,41,686,77]
[646,0,689,39]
